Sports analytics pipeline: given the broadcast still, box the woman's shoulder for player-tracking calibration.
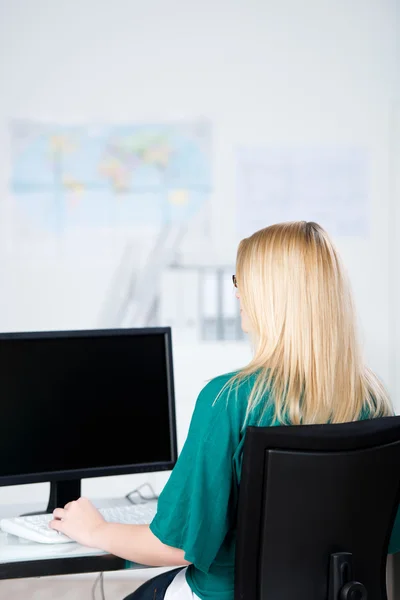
[200,371,237,392]
[192,372,253,438]
[197,370,258,413]
[199,370,255,398]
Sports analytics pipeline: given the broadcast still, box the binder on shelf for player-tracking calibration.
[222,269,238,340]
[202,270,219,341]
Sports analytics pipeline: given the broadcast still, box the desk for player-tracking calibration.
[2,499,400,600]
[0,498,154,580]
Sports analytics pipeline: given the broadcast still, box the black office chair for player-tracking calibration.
[235,416,400,600]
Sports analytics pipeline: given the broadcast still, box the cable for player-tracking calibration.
[91,573,99,600]
[91,572,106,600]
[99,572,105,600]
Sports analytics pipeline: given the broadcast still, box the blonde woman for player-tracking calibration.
[50,221,400,600]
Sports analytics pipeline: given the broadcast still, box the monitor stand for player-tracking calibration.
[22,479,82,516]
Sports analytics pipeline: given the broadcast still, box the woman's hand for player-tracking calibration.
[50,497,108,548]
[50,498,190,566]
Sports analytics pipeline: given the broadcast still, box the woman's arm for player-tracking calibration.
[92,522,190,566]
[50,497,191,567]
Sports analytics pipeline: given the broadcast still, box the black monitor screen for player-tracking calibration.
[0,329,176,482]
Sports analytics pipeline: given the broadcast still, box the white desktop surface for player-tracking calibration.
[0,497,156,564]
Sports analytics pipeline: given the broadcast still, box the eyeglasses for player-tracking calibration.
[232,274,237,288]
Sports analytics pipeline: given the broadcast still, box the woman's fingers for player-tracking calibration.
[52,507,66,520]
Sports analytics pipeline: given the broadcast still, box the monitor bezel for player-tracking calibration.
[0,327,178,487]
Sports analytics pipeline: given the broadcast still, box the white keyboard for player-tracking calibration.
[0,503,157,545]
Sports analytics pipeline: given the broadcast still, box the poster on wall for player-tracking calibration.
[9,120,212,258]
[236,146,369,239]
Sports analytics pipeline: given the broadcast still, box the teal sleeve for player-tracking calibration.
[389,505,400,554]
[149,377,236,573]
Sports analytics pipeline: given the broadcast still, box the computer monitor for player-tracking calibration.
[0,327,177,513]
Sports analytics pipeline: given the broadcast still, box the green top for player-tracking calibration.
[149,372,400,600]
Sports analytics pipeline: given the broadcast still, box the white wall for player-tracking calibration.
[392,100,400,411]
[0,0,399,505]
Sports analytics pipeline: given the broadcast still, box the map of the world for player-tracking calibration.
[10,121,212,235]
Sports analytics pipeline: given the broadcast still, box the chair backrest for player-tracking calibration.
[235,416,400,600]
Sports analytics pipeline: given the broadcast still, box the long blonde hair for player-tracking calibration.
[228,221,392,425]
